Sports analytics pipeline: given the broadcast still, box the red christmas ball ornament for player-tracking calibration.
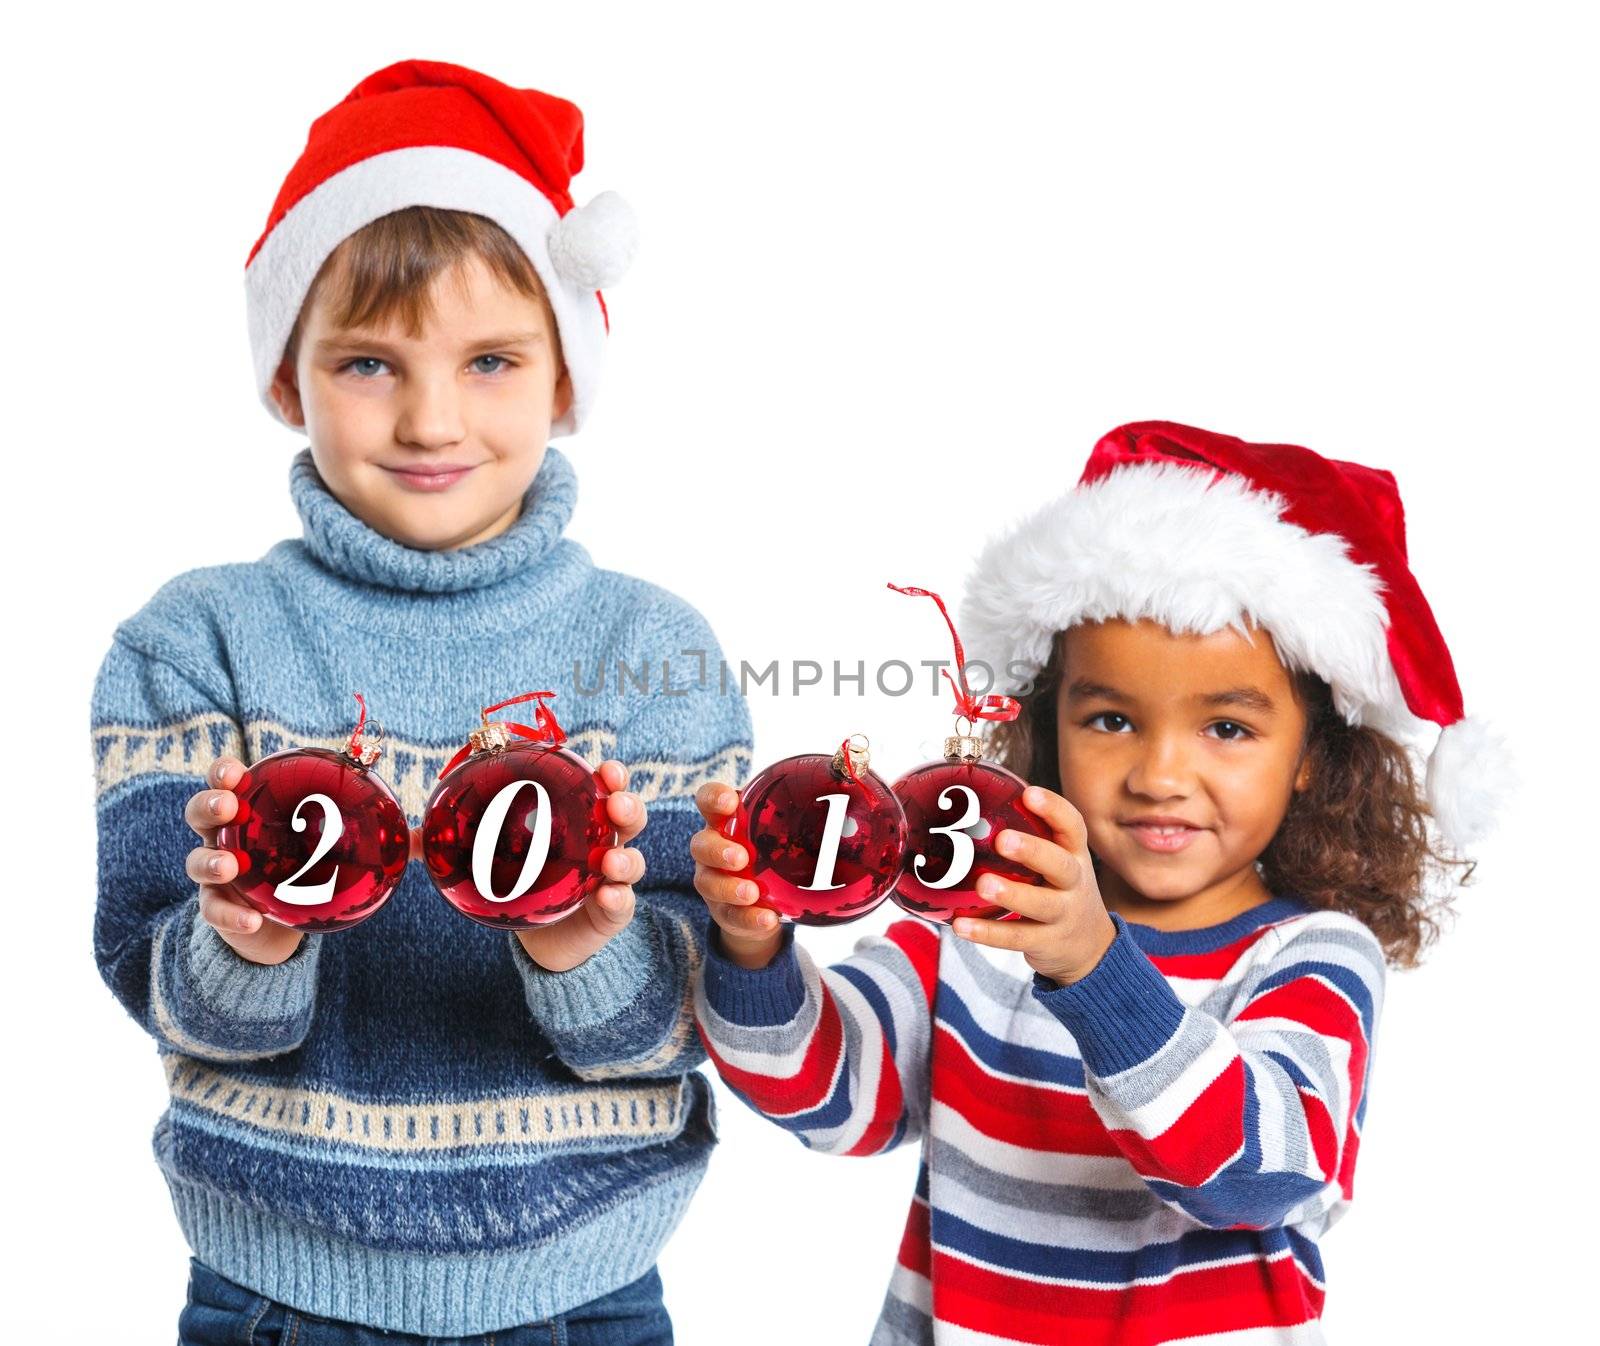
[886,584,1050,923]
[422,692,615,929]
[892,749,1051,923]
[722,735,908,926]
[217,694,409,932]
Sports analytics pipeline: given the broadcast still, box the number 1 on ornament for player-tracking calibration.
[800,792,854,891]
[722,736,907,925]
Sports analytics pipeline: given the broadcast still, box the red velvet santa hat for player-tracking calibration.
[244,59,637,438]
[959,420,1512,850]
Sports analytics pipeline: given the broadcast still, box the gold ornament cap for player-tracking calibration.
[944,734,984,763]
[347,719,384,768]
[342,694,384,767]
[469,722,514,755]
[831,733,872,780]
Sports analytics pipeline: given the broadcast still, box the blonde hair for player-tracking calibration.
[280,206,561,374]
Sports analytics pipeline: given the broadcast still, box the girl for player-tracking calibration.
[687,421,1507,1345]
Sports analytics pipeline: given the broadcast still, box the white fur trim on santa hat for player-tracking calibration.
[959,461,1430,742]
[1426,715,1515,851]
[548,190,639,290]
[245,146,613,439]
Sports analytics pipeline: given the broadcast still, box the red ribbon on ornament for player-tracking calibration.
[344,692,384,762]
[438,690,568,780]
[837,735,866,785]
[345,692,371,756]
[887,583,1020,725]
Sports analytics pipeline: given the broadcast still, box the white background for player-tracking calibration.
[4,3,1595,1340]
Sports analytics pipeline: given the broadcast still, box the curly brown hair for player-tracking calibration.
[984,630,1473,969]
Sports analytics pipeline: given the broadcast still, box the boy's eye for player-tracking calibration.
[1207,720,1253,741]
[1085,712,1132,733]
[337,355,514,377]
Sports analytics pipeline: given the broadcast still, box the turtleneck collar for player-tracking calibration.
[288,445,579,594]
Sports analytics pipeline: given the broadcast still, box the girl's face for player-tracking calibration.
[1055,618,1311,926]
[269,252,573,553]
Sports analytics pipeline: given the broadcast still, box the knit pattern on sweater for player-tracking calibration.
[90,446,753,1334]
[695,898,1385,1346]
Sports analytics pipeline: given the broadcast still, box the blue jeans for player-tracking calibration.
[177,1257,673,1345]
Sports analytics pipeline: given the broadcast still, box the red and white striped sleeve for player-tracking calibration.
[1034,909,1387,1230]
[693,919,941,1156]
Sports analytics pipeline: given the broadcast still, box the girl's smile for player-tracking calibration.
[1056,618,1312,929]
[1119,815,1209,852]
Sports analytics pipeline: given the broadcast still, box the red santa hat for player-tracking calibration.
[959,420,1512,851]
[244,59,637,438]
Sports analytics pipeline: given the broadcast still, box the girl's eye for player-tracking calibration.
[1085,712,1132,733]
[342,357,390,378]
[1207,720,1253,741]
[471,354,512,374]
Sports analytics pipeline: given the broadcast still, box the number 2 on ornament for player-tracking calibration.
[215,695,410,933]
[273,793,344,905]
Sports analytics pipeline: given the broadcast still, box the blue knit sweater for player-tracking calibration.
[88,445,754,1334]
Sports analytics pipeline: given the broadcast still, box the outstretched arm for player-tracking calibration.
[92,638,323,1063]
[508,598,753,1081]
[953,782,1385,1231]
[696,918,941,1156]
[1035,910,1384,1230]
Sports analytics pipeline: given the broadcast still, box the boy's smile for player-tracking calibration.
[268,252,573,554]
[1055,618,1311,929]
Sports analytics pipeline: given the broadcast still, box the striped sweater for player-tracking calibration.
[695,895,1386,1345]
[89,445,753,1335]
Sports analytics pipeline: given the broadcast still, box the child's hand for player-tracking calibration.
[184,757,306,966]
[691,781,783,971]
[515,760,647,972]
[952,785,1118,986]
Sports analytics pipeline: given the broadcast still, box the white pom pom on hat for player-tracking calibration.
[958,421,1512,853]
[1426,716,1516,850]
[244,59,638,440]
[547,190,639,291]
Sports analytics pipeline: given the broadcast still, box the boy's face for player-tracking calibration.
[1054,618,1312,924]
[270,253,573,552]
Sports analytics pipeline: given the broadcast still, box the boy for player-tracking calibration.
[89,59,751,1341]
